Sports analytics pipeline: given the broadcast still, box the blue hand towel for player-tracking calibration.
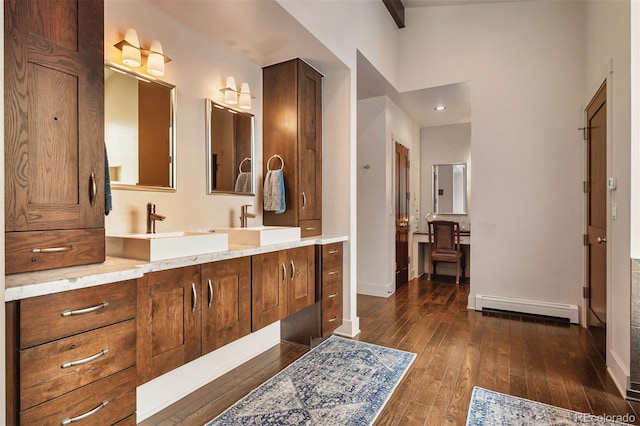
[263,170,286,214]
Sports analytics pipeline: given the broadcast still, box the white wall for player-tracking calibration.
[105,1,263,234]
[633,1,640,260]
[583,0,632,394]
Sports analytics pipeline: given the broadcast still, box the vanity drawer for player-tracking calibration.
[322,281,342,311]
[300,220,322,237]
[321,243,343,269]
[322,265,342,286]
[20,319,136,410]
[19,280,136,349]
[322,304,343,337]
[20,367,136,426]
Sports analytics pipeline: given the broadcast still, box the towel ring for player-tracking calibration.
[238,157,251,173]
[267,154,284,171]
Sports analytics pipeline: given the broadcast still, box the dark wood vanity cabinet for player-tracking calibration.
[6,280,137,425]
[263,58,323,237]
[4,0,106,274]
[318,243,344,336]
[201,257,252,355]
[252,246,316,331]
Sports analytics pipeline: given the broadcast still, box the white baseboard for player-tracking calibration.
[335,316,361,338]
[357,280,394,298]
[474,294,579,323]
[136,322,280,422]
[608,349,630,398]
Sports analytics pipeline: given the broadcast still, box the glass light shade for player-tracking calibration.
[147,40,165,77]
[239,83,252,110]
[224,76,238,105]
[122,28,141,67]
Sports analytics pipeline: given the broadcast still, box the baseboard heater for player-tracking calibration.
[475,294,579,324]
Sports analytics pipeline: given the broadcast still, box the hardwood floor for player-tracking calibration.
[141,276,640,425]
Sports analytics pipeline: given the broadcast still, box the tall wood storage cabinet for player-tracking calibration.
[4,0,106,274]
[263,58,322,237]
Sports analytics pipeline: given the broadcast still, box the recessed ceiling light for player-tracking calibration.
[434,105,446,111]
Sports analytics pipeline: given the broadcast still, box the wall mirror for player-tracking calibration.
[104,63,177,191]
[433,163,467,214]
[206,98,255,195]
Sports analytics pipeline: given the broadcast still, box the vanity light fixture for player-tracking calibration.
[434,105,447,111]
[220,77,256,109]
[114,29,171,77]
[238,83,255,110]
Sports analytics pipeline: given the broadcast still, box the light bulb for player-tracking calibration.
[121,28,141,67]
[147,40,165,76]
[239,82,252,110]
[224,76,238,105]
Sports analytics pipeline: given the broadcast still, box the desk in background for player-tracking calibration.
[412,231,470,279]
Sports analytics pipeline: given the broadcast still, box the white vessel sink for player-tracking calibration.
[214,226,301,246]
[106,231,228,261]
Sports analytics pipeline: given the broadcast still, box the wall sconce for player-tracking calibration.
[114,28,171,77]
[220,77,255,109]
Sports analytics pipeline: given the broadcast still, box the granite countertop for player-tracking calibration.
[5,234,348,302]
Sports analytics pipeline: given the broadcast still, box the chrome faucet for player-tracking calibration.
[240,204,257,228]
[146,203,166,234]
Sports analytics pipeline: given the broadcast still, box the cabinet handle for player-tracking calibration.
[61,400,109,425]
[305,227,316,231]
[61,349,109,369]
[61,302,109,317]
[302,192,307,209]
[290,260,296,281]
[89,172,97,207]
[191,283,197,313]
[32,246,73,254]
[328,316,338,323]
[328,292,339,298]
[207,279,213,308]
[328,250,339,255]
[328,270,339,276]
[282,263,286,285]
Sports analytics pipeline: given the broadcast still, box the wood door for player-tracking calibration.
[395,142,410,288]
[586,82,607,357]
[201,257,251,355]
[5,0,104,232]
[251,251,287,331]
[297,59,322,224]
[287,246,316,315]
[137,266,201,384]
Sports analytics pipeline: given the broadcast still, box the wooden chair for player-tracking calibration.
[427,220,466,284]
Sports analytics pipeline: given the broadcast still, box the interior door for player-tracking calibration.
[586,82,607,357]
[395,142,410,288]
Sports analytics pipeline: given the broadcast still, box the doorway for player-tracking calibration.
[585,81,607,358]
[395,142,409,289]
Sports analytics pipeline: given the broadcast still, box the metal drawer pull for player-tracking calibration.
[328,270,339,276]
[282,263,286,285]
[191,283,197,313]
[61,302,109,317]
[302,192,307,209]
[89,172,97,207]
[328,250,339,255]
[32,246,73,254]
[328,292,339,298]
[305,227,316,231]
[62,400,109,425]
[208,279,213,308]
[328,316,339,323]
[290,260,296,281]
[61,349,109,369]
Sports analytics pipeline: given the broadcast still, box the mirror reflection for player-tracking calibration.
[433,163,467,214]
[206,99,255,195]
[104,64,176,191]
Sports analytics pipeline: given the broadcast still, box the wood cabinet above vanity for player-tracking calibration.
[5,0,106,274]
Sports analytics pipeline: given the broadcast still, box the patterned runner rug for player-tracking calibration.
[466,386,634,425]
[205,335,416,425]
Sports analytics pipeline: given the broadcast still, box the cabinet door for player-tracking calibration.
[252,251,287,331]
[137,266,201,384]
[5,0,104,232]
[297,60,322,224]
[201,257,251,355]
[287,246,316,315]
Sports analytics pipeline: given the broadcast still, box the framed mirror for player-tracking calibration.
[104,63,177,191]
[206,98,255,195]
[433,163,467,214]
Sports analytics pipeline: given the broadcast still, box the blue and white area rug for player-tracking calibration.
[466,386,634,425]
[205,335,416,425]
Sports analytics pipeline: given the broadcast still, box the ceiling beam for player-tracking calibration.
[382,0,405,29]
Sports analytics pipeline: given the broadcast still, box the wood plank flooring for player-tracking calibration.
[141,276,640,425]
